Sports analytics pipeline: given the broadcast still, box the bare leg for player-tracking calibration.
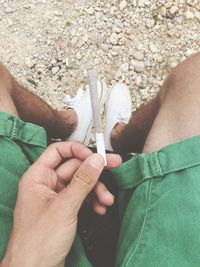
[0,64,77,139]
[143,53,200,153]
[111,53,200,153]
[0,66,18,116]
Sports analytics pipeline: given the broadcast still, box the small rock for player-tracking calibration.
[138,0,145,7]
[109,32,119,45]
[25,57,36,68]
[133,61,145,73]
[5,7,12,13]
[160,7,167,17]
[70,29,76,37]
[82,34,88,43]
[8,19,13,26]
[110,6,117,15]
[170,5,178,16]
[149,43,158,53]
[54,10,62,16]
[185,10,194,19]
[126,28,132,35]
[52,66,60,75]
[133,51,144,61]
[119,63,129,72]
[195,11,200,21]
[170,60,177,68]
[185,49,195,57]
[111,50,118,56]
[51,59,57,65]
[115,69,123,79]
[135,76,142,86]
[113,27,122,33]
[119,1,127,11]
[76,53,82,60]
[86,7,94,15]
[96,21,106,30]
[100,43,109,51]
[71,37,78,46]
[146,19,155,28]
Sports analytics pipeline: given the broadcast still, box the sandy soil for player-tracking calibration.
[0,0,199,110]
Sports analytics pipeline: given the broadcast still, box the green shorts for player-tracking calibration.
[1,112,200,266]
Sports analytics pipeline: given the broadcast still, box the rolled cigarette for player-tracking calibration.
[87,70,107,166]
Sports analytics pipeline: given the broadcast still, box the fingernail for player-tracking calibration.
[89,153,104,168]
[105,190,114,200]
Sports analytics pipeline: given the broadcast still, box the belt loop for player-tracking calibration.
[148,151,164,178]
[10,118,18,139]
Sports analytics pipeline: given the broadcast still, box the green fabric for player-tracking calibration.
[0,112,47,259]
[0,112,91,266]
[1,111,200,266]
[111,136,200,267]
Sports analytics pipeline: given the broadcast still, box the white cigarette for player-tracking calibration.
[87,70,107,166]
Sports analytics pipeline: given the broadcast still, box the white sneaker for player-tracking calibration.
[104,83,132,151]
[64,80,108,145]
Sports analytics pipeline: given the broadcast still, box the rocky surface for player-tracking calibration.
[0,0,199,110]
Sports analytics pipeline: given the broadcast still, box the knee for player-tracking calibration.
[159,53,200,102]
[0,64,14,94]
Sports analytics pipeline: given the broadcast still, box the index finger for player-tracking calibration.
[37,141,92,169]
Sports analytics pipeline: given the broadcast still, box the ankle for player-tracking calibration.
[110,122,127,152]
[57,109,78,139]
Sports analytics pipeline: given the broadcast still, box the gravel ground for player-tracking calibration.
[0,0,200,111]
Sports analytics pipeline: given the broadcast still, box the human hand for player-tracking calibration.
[1,142,121,267]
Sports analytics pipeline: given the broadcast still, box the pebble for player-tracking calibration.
[52,66,60,75]
[5,7,12,13]
[133,61,145,73]
[109,32,119,45]
[185,49,196,57]
[138,0,145,8]
[0,0,199,126]
[71,37,78,46]
[86,7,94,15]
[119,63,129,72]
[8,19,13,26]
[96,21,106,30]
[195,11,200,21]
[133,51,144,61]
[149,43,158,53]
[170,5,178,16]
[110,6,117,15]
[185,10,195,19]
[135,75,142,86]
[113,27,122,33]
[119,1,127,11]
[82,34,88,43]
[25,57,36,68]
[146,19,155,28]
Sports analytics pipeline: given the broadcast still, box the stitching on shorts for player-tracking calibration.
[151,152,163,177]
[10,119,18,139]
[124,179,153,267]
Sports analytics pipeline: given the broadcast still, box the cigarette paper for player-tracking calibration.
[87,70,107,166]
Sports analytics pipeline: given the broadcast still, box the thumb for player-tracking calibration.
[60,153,104,212]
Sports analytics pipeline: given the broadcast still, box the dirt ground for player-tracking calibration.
[0,0,199,111]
